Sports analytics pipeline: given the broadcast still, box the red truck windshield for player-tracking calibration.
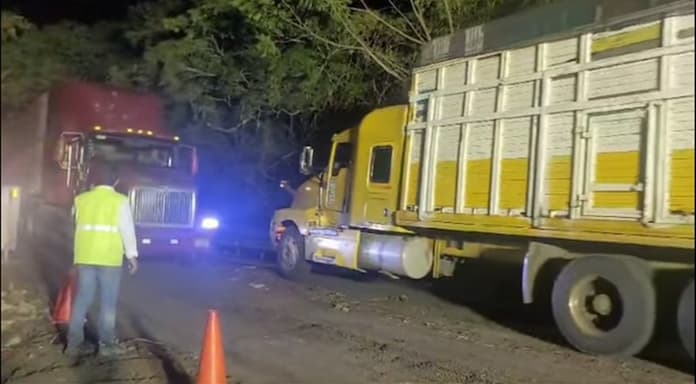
[87,134,194,172]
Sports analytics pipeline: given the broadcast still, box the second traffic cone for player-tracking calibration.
[52,273,76,325]
[197,310,227,384]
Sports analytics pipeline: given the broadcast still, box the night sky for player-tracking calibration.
[2,0,392,24]
[2,0,145,24]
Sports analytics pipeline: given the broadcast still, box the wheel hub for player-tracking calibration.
[592,294,613,316]
[569,275,623,336]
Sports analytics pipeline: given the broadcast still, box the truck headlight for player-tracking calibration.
[200,217,219,230]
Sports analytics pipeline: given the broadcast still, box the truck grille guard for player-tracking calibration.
[129,187,196,228]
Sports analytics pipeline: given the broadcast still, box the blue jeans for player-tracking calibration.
[67,265,122,347]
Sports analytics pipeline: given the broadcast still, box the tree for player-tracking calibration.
[1,11,32,43]
[112,0,398,130]
[112,0,529,129]
[105,0,529,196]
[1,12,129,110]
[108,0,404,190]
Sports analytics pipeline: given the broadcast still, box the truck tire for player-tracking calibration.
[551,255,655,356]
[677,279,694,360]
[276,226,310,280]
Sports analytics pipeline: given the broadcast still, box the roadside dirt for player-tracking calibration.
[1,246,693,384]
[1,260,193,384]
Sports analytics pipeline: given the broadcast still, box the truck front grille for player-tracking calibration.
[130,187,195,227]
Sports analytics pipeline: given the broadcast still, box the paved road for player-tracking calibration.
[17,218,694,383]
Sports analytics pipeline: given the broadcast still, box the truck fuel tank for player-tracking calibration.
[358,233,432,279]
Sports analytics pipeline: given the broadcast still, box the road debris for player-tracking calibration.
[1,285,47,338]
[332,302,351,312]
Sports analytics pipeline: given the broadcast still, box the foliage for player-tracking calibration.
[3,1,538,126]
[280,0,507,80]
[1,13,128,110]
[110,0,537,133]
[1,11,33,43]
[111,0,392,132]
[108,0,394,188]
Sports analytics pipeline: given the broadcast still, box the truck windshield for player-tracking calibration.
[87,134,191,171]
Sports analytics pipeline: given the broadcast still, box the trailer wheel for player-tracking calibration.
[551,255,655,356]
[276,225,310,280]
[677,279,694,360]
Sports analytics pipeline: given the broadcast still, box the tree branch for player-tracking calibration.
[386,0,427,41]
[443,0,455,35]
[182,65,216,77]
[351,1,426,45]
[208,36,224,58]
[409,0,432,41]
[277,0,362,51]
[209,117,253,133]
[279,0,407,79]
[333,10,408,79]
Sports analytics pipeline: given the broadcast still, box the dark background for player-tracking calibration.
[2,0,143,24]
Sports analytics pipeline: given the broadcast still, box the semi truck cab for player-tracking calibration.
[1,81,217,261]
[67,128,216,258]
[270,106,430,279]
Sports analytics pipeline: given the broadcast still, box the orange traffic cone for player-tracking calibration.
[52,273,76,325]
[196,310,227,384]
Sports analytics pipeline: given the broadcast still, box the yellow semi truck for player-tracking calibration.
[270,0,694,359]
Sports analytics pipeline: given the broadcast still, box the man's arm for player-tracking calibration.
[118,201,139,260]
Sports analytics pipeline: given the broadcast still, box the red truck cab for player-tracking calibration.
[2,81,217,260]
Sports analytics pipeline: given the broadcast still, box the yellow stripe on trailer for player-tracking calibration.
[592,23,661,54]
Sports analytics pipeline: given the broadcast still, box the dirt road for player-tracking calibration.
[2,233,693,384]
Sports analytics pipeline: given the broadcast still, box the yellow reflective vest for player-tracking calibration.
[73,186,128,267]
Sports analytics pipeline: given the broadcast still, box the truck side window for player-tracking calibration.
[370,145,392,184]
[331,143,352,176]
[56,133,82,169]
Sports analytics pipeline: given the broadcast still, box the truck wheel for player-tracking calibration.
[551,255,655,356]
[276,226,310,280]
[677,279,694,360]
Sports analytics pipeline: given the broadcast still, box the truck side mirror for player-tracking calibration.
[299,146,315,176]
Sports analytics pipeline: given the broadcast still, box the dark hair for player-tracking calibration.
[92,164,119,186]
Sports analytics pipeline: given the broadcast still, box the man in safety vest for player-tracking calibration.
[65,165,139,358]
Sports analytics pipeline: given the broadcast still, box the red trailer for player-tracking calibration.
[1,81,217,260]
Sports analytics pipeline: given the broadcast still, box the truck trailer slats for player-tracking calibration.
[400,5,695,248]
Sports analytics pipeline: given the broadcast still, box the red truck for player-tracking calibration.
[1,81,217,260]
